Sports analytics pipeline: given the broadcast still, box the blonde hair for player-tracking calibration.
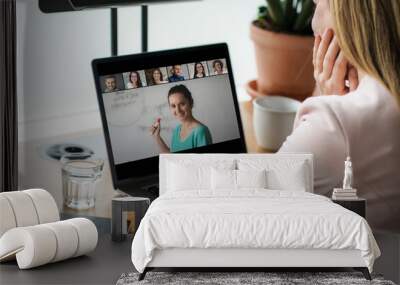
[330,0,400,105]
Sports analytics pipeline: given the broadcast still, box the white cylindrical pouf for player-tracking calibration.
[0,226,57,269]
[0,218,98,269]
[66,218,98,257]
[24,189,59,224]
[0,192,39,227]
[18,226,58,269]
[43,221,79,262]
[0,196,17,237]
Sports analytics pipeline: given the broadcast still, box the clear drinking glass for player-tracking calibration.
[61,154,104,210]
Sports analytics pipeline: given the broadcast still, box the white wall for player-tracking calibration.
[17,0,262,142]
[16,0,112,142]
[118,0,262,88]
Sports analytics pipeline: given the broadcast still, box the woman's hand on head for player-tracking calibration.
[313,29,359,95]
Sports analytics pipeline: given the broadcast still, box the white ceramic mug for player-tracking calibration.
[253,96,301,150]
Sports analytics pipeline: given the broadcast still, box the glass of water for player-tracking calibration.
[61,154,104,210]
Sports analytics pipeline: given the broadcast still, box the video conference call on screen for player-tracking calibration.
[99,58,241,166]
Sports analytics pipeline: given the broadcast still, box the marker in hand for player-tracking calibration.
[151,118,161,135]
[154,118,161,127]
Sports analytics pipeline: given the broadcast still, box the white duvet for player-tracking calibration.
[131,190,380,273]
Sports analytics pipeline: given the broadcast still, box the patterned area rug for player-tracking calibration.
[116,272,396,285]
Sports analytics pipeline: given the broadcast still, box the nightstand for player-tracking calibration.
[332,198,366,218]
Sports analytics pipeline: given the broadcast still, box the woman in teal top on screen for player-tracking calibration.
[150,84,212,153]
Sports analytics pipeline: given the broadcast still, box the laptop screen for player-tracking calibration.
[92,44,246,187]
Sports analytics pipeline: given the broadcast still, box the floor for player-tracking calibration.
[373,232,400,284]
[2,233,399,285]
[1,219,399,285]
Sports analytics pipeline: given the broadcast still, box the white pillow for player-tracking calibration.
[236,169,267,189]
[237,159,309,191]
[211,169,267,190]
[268,163,308,191]
[168,162,209,191]
[211,168,236,190]
[166,159,235,191]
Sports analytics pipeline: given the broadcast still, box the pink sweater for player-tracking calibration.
[280,75,400,232]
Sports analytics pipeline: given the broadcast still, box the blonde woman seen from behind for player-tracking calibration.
[279,0,400,232]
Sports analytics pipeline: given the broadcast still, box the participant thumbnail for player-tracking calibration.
[188,61,209,79]
[100,74,124,93]
[208,59,228,75]
[123,70,146,89]
[145,67,168,86]
[167,64,189,82]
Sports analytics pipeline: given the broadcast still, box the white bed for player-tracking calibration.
[131,154,380,280]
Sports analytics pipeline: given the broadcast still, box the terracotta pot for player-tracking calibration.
[245,79,267,99]
[250,22,315,101]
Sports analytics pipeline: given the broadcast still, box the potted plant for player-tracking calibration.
[249,0,315,101]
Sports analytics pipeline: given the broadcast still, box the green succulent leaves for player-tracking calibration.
[257,0,315,35]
